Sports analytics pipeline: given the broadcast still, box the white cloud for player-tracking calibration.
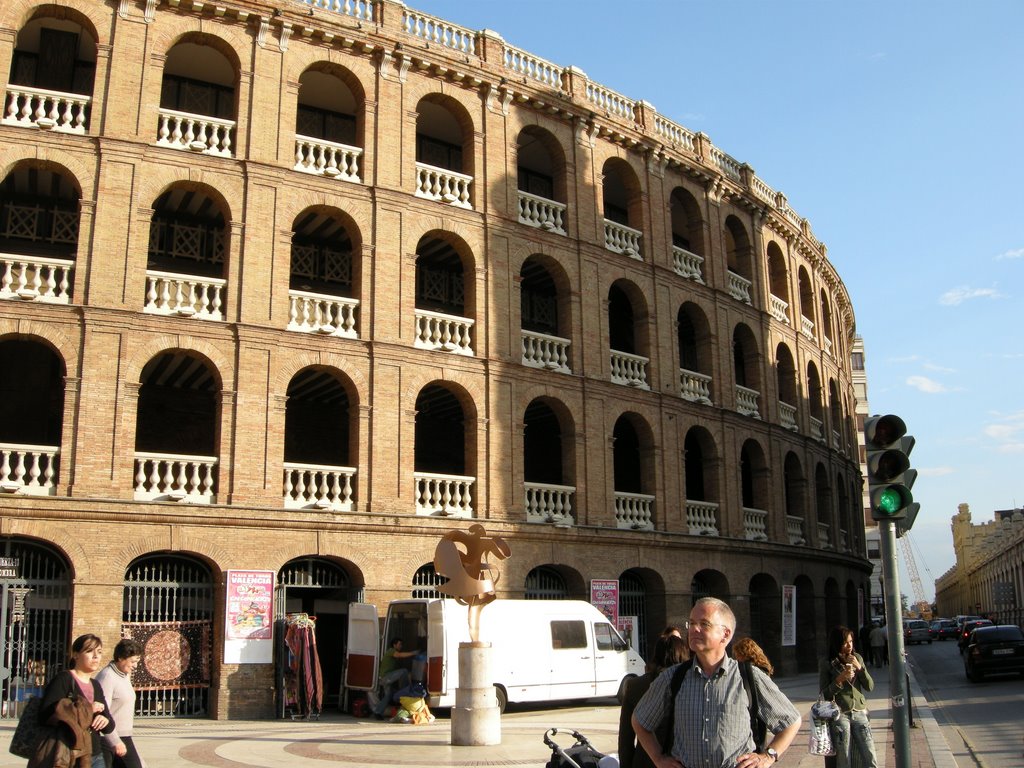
[939,285,1003,306]
[983,413,1024,453]
[919,466,954,477]
[923,362,956,374]
[906,375,947,393]
[995,247,1024,260]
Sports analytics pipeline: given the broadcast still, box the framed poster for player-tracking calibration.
[591,579,619,626]
[782,584,796,647]
[224,570,274,663]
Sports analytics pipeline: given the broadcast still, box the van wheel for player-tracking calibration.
[494,685,507,713]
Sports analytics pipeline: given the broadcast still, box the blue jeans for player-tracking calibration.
[91,752,107,768]
[831,709,878,768]
[373,668,410,715]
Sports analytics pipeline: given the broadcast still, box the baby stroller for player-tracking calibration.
[542,727,613,768]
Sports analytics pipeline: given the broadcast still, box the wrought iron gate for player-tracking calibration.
[411,563,445,598]
[619,571,648,658]
[0,538,71,719]
[122,554,213,717]
[525,566,568,599]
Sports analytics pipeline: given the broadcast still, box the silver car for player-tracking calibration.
[903,619,932,645]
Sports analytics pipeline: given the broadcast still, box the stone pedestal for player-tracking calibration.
[450,641,501,746]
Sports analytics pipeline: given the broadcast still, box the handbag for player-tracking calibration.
[811,698,840,721]
[808,696,839,757]
[9,696,45,759]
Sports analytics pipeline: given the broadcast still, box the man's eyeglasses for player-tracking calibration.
[685,619,726,633]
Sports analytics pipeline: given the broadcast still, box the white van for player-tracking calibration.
[345,598,645,711]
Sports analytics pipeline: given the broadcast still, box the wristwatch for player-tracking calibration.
[766,747,779,762]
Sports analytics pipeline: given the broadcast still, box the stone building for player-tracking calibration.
[0,0,868,718]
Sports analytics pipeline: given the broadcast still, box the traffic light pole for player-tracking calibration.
[880,518,911,768]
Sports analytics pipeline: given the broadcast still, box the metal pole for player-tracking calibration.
[879,519,910,768]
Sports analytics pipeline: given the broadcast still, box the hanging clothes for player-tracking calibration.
[283,614,324,719]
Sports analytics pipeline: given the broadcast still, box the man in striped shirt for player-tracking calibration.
[632,597,801,768]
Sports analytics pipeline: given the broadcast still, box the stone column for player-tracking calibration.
[450,642,500,746]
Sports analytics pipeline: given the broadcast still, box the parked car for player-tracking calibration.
[930,619,957,640]
[958,619,994,653]
[964,624,1024,681]
[903,619,932,645]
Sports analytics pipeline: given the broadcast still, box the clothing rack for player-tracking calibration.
[280,613,323,720]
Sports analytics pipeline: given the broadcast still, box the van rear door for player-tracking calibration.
[426,599,447,696]
[344,602,379,690]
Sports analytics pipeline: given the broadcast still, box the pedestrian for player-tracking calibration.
[372,638,417,719]
[632,597,801,768]
[95,638,146,768]
[618,634,689,768]
[819,626,877,768]
[38,633,116,768]
[858,622,874,666]
[869,623,887,667]
[732,636,774,677]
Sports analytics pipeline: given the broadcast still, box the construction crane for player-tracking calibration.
[898,534,931,619]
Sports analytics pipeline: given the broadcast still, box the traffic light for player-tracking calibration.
[895,502,920,538]
[864,414,916,521]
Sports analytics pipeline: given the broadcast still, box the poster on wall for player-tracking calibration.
[224,570,274,663]
[591,579,619,626]
[782,584,796,646]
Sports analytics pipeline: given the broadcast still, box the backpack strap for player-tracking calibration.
[738,660,768,751]
[659,659,693,755]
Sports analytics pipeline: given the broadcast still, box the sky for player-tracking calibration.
[411,0,1023,601]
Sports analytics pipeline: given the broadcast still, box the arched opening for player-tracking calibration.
[516,126,567,233]
[766,241,789,323]
[415,96,474,208]
[525,565,568,599]
[740,440,769,540]
[289,207,359,336]
[412,563,447,599]
[733,324,762,417]
[613,413,655,530]
[296,65,361,147]
[683,426,719,535]
[783,452,806,545]
[723,215,753,303]
[677,303,713,404]
[601,158,643,258]
[794,575,817,672]
[748,573,782,666]
[815,463,832,548]
[159,36,238,155]
[414,232,475,355]
[691,570,730,604]
[414,383,474,517]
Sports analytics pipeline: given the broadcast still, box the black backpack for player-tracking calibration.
[659,659,767,755]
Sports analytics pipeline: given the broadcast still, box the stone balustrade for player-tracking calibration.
[133,451,217,503]
[0,255,73,303]
[801,315,816,340]
[817,521,832,549]
[414,162,473,209]
[414,308,474,355]
[735,385,760,418]
[414,472,474,517]
[743,507,768,541]
[0,442,59,496]
[585,80,636,121]
[603,219,642,259]
[283,462,356,511]
[144,270,225,320]
[824,336,833,357]
[710,146,743,182]
[521,330,571,373]
[840,529,849,552]
[504,45,563,89]
[156,108,235,157]
[769,294,789,324]
[779,401,798,431]
[653,113,696,152]
[832,429,843,452]
[615,491,655,530]
[299,0,372,20]
[787,515,806,545]
[402,8,477,53]
[679,368,712,404]
[809,416,824,442]
[610,350,649,389]
[2,85,90,134]
[517,191,566,234]
[672,245,704,283]
[727,270,752,304]
[686,500,719,536]
[524,482,575,525]
[288,290,359,338]
[294,135,362,182]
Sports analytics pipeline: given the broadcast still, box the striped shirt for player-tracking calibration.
[633,656,800,768]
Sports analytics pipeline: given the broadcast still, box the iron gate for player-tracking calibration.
[411,563,445,598]
[0,538,71,719]
[122,554,213,717]
[619,571,648,658]
[525,565,568,599]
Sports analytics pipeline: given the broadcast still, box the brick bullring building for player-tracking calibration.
[0,0,869,718]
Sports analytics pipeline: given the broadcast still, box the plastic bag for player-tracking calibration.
[808,713,836,756]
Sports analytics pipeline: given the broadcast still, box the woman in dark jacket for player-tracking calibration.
[39,634,116,768]
[617,634,688,768]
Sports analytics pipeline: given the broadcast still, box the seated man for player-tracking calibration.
[373,638,417,719]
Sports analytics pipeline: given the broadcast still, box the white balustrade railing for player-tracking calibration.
[824,336,833,357]
[517,191,567,234]
[0,443,59,496]
[585,81,636,121]
[743,507,769,541]
[679,368,712,404]
[801,315,816,340]
[415,472,474,517]
[1,255,73,303]
[414,162,472,209]
[144,270,225,320]
[727,270,752,304]
[672,245,704,283]
[524,482,575,525]
[840,529,849,552]
[288,290,359,338]
[133,452,217,503]
[786,515,806,545]
[521,330,571,374]
[615,491,654,530]
[769,294,789,324]
[294,135,362,182]
[711,146,743,182]
[156,108,235,157]
[779,401,798,431]
[283,462,355,511]
[3,85,90,134]
[610,350,649,389]
[603,219,642,259]
[735,385,760,418]
[653,114,696,152]
[751,175,776,204]
[809,416,825,442]
[504,46,564,90]
[686,500,719,536]
[414,309,474,355]
[817,521,832,549]
[832,429,843,452]
[402,9,477,54]
[298,0,372,20]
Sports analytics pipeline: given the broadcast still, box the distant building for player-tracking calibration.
[851,336,883,619]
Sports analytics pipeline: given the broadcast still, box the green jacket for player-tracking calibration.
[818,652,873,712]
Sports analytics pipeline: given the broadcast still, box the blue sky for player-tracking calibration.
[412,1,1023,600]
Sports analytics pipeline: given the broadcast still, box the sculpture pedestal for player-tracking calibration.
[450,641,501,746]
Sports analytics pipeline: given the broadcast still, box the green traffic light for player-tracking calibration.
[877,487,903,515]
